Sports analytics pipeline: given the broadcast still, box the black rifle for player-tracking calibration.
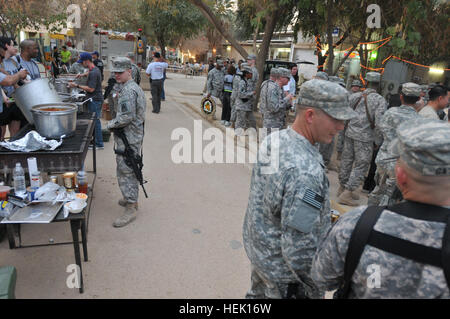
[104,77,117,100]
[113,128,148,198]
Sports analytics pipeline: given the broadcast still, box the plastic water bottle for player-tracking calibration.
[13,163,27,197]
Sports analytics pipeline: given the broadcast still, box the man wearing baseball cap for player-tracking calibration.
[243,79,357,299]
[312,118,450,298]
[69,52,104,149]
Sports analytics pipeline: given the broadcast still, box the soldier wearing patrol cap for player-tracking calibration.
[259,67,294,135]
[312,118,450,298]
[338,71,387,206]
[243,79,357,299]
[206,59,225,119]
[107,57,147,228]
[234,64,256,135]
[126,52,141,85]
[336,79,364,160]
[229,64,244,126]
[245,54,259,110]
[368,82,421,206]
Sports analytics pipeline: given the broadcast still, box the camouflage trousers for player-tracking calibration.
[116,154,139,203]
[319,136,335,166]
[230,100,237,123]
[336,130,345,154]
[235,110,256,130]
[245,265,310,299]
[338,137,374,191]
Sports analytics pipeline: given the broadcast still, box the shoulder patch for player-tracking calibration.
[302,188,324,210]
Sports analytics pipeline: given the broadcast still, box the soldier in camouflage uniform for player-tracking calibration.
[243,79,357,299]
[368,83,421,206]
[338,72,387,206]
[336,80,363,160]
[206,59,225,119]
[229,67,243,126]
[259,67,293,135]
[234,65,256,136]
[246,54,259,110]
[126,52,141,85]
[106,57,147,228]
[312,118,450,298]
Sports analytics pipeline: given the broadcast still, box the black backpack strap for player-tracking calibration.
[334,206,385,299]
[442,214,450,288]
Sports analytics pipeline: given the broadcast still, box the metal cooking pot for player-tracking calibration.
[54,80,71,94]
[31,103,77,139]
[13,78,62,125]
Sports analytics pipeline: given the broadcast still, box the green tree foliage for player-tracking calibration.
[139,0,207,58]
[0,0,67,37]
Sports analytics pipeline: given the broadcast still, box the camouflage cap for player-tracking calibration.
[401,82,421,97]
[278,67,291,79]
[391,118,450,176]
[365,72,381,83]
[328,76,341,83]
[270,67,280,76]
[111,57,132,72]
[126,52,135,58]
[247,54,257,60]
[297,79,357,121]
[216,59,224,66]
[420,84,429,92]
[351,80,363,87]
[314,71,329,81]
[242,64,253,73]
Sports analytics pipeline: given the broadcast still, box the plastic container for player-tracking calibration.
[0,186,11,201]
[13,163,27,197]
[77,170,88,194]
[30,171,41,189]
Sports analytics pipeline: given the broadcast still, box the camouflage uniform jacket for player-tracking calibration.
[259,79,289,127]
[230,74,241,106]
[312,204,450,298]
[248,66,259,92]
[234,77,255,111]
[345,88,387,143]
[243,128,331,285]
[107,79,146,153]
[207,68,224,99]
[131,63,141,85]
[375,105,418,171]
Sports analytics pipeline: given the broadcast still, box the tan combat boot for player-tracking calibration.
[113,203,138,228]
[338,190,359,206]
[327,162,339,172]
[118,199,138,209]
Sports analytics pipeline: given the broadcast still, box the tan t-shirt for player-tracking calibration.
[418,105,439,119]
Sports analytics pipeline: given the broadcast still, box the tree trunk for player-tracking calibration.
[254,6,279,111]
[252,16,260,53]
[325,0,334,75]
[158,36,166,59]
[189,0,248,59]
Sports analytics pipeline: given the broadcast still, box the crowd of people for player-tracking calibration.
[233,54,450,298]
[205,55,299,135]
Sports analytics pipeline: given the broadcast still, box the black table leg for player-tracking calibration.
[81,220,88,262]
[6,224,16,249]
[70,220,84,293]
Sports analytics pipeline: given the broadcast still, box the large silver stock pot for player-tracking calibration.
[31,103,78,139]
[13,78,62,124]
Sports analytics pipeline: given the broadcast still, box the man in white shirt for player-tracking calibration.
[283,65,297,96]
[418,85,448,120]
[145,52,168,114]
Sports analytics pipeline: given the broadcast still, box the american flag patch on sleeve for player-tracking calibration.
[302,189,324,210]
